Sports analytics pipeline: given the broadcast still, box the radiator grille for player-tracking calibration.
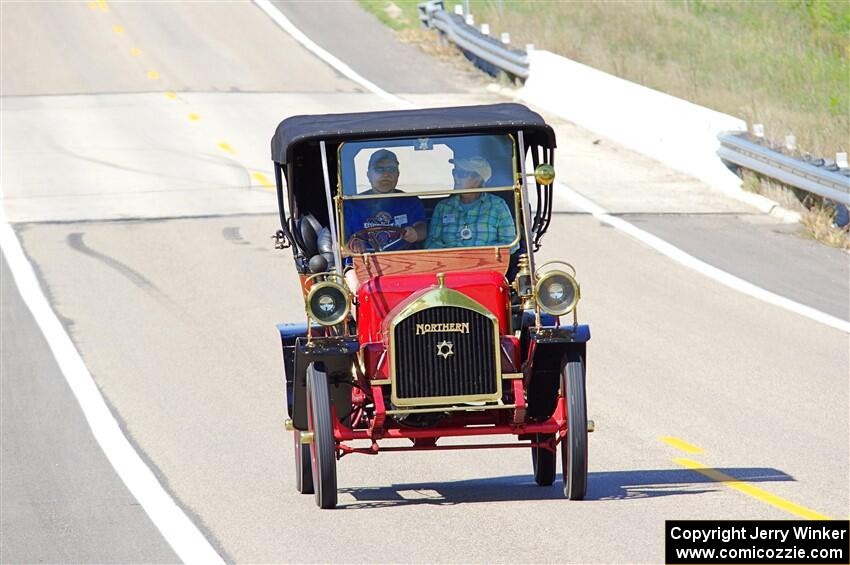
[393,306,498,403]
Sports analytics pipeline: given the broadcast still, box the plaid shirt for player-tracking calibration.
[425,192,516,249]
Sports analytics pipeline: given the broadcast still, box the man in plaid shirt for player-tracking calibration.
[426,156,516,249]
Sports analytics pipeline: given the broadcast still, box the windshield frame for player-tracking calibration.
[335,133,522,258]
[337,133,518,198]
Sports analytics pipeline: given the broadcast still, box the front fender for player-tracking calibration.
[524,324,591,421]
[291,336,358,431]
[278,322,354,426]
[277,322,310,418]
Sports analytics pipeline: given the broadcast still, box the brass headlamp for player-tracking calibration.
[304,272,351,327]
[534,261,580,320]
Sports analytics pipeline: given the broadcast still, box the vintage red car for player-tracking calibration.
[270,103,591,508]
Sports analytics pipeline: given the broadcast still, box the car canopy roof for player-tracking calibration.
[271,103,556,165]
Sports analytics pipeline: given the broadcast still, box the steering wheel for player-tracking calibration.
[348,225,405,252]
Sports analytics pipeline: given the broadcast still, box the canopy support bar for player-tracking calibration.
[518,131,536,281]
[320,141,343,275]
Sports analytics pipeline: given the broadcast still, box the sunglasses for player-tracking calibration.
[452,168,478,178]
[371,165,399,174]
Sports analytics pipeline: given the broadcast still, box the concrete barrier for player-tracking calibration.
[519,50,759,201]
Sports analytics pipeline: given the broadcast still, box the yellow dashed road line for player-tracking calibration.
[217,142,237,155]
[660,436,704,454]
[96,0,108,12]
[104,11,248,188]
[252,172,274,190]
[674,458,832,520]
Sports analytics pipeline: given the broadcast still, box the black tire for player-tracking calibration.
[293,430,313,494]
[531,433,556,486]
[306,364,337,509]
[561,356,588,500]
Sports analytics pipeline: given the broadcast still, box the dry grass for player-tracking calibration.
[400,28,524,88]
[743,171,849,249]
[362,1,849,158]
[397,27,499,82]
[398,28,461,60]
[467,1,849,157]
[742,171,808,214]
[802,206,850,249]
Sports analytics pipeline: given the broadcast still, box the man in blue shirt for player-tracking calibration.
[344,149,427,253]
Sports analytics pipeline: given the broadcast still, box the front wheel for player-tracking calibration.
[306,363,337,509]
[561,356,588,500]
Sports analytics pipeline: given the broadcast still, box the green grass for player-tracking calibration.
[358,0,418,30]
[359,0,849,156]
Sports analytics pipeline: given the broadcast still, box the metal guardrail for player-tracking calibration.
[418,1,529,80]
[717,133,850,207]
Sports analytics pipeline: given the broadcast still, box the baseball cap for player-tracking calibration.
[368,149,399,170]
[449,156,492,182]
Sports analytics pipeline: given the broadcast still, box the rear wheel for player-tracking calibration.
[293,431,313,494]
[531,433,556,486]
[306,363,337,509]
[561,356,588,500]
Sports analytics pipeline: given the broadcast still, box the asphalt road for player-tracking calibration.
[0,254,179,564]
[1,1,847,563]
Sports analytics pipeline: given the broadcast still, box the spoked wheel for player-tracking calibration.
[306,363,337,509]
[293,430,313,494]
[561,355,588,500]
[531,433,556,486]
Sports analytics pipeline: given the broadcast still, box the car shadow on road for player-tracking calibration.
[337,467,793,509]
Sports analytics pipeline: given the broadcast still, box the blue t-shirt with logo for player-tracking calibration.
[343,191,426,251]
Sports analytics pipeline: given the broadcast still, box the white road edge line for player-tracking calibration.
[556,182,850,333]
[254,0,849,334]
[0,214,225,565]
[252,0,413,109]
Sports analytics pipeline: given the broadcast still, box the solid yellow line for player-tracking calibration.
[217,142,237,155]
[113,25,124,34]
[129,47,141,57]
[187,113,201,121]
[96,0,108,11]
[147,70,160,80]
[673,458,832,520]
[252,172,273,189]
[164,91,178,100]
[660,436,704,454]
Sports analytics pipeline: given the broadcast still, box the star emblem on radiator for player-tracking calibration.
[436,340,454,359]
